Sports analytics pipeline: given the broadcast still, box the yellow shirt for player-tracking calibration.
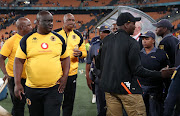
[0,33,26,78]
[15,31,69,88]
[54,28,87,76]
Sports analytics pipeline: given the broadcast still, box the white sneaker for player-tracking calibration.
[92,94,96,104]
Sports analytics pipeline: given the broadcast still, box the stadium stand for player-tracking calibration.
[82,0,112,7]
[0,13,97,39]
[172,19,180,29]
[0,1,180,115]
[34,0,81,7]
[0,0,179,40]
[145,11,170,20]
[157,0,180,3]
[33,0,114,7]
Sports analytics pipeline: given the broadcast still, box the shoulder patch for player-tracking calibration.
[51,31,66,55]
[159,45,164,50]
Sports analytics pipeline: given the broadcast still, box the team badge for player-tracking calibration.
[26,98,31,106]
[33,37,37,40]
[159,45,164,50]
[32,37,38,43]
[72,35,76,39]
[41,43,48,49]
[105,26,108,28]
[50,36,56,41]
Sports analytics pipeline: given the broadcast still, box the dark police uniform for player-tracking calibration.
[139,47,169,116]
[163,42,180,116]
[159,33,179,67]
[164,66,180,116]
[158,33,179,104]
[90,36,100,45]
[86,39,106,116]
[175,42,180,67]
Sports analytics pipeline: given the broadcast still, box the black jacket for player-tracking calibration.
[95,29,161,94]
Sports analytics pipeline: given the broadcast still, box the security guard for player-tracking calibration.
[152,19,179,68]
[163,42,180,116]
[54,13,87,116]
[139,31,169,116]
[164,65,180,116]
[152,19,179,100]
[90,36,100,45]
[89,35,101,104]
[86,25,111,116]
[175,42,180,67]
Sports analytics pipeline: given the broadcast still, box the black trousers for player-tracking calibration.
[92,83,95,94]
[95,78,106,116]
[63,74,77,116]
[164,75,180,116]
[25,85,63,116]
[8,77,26,116]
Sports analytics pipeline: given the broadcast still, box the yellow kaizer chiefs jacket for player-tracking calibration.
[54,28,87,76]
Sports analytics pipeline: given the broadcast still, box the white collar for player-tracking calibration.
[132,33,141,41]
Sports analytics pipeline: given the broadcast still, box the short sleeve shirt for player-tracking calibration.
[15,31,69,88]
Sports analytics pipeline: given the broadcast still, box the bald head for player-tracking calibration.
[133,21,142,36]
[63,13,75,31]
[37,10,52,21]
[16,17,31,29]
[36,10,53,34]
[63,13,74,22]
[16,17,32,36]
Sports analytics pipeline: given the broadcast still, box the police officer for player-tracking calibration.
[90,36,100,45]
[163,42,180,116]
[152,19,179,68]
[138,31,169,116]
[164,66,180,116]
[152,19,179,103]
[86,25,111,116]
[89,30,101,104]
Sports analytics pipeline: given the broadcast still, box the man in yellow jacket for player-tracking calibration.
[54,13,87,116]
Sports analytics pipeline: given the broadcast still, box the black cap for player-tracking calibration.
[116,12,141,26]
[99,25,111,33]
[140,31,156,39]
[152,19,173,30]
